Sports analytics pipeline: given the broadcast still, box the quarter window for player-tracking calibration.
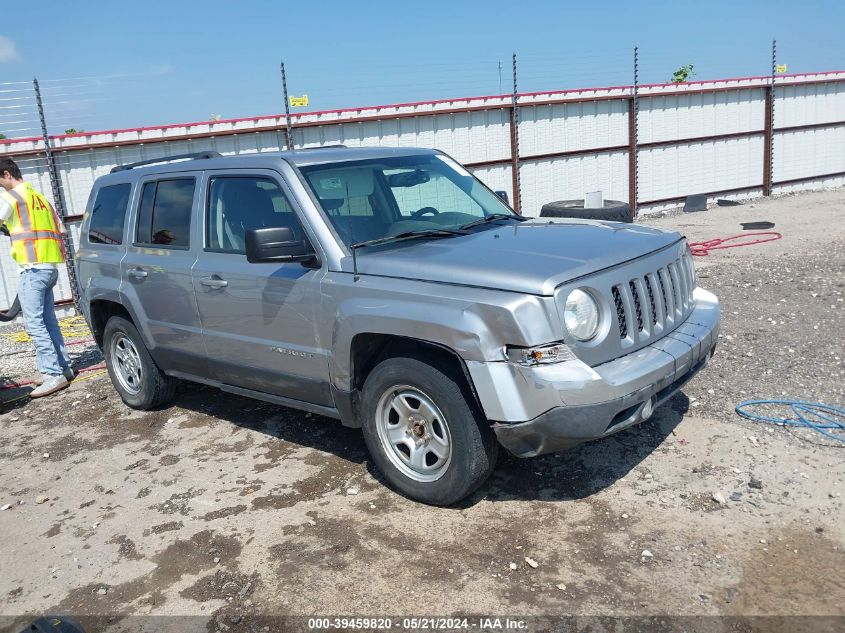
[135,178,195,248]
[88,183,131,245]
[206,176,302,253]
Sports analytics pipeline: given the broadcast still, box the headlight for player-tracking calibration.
[563,288,600,341]
[506,342,576,366]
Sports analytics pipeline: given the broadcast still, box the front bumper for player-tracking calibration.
[467,287,720,457]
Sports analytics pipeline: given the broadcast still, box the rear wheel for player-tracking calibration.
[103,316,176,410]
[361,356,497,505]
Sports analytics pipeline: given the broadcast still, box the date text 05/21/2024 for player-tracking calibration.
[307,617,528,630]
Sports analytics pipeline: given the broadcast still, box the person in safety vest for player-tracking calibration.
[0,158,74,397]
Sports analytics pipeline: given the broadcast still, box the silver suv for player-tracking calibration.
[77,147,719,505]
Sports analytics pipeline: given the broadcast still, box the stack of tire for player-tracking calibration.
[539,199,633,223]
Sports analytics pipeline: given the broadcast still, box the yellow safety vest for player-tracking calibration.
[1,182,65,265]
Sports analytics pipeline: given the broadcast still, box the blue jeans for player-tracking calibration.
[18,267,71,377]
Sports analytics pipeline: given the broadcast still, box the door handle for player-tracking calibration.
[128,267,148,279]
[200,276,228,289]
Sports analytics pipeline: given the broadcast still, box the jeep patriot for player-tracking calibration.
[77,147,720,505]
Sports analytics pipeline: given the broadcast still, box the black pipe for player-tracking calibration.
[0,295,21,322]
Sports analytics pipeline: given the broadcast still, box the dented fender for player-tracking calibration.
[319,273,562,392]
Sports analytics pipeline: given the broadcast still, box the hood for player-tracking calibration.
[349,218,682,295]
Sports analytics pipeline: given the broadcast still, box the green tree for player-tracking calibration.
[64,128,84,135]
[0,133,6,140]
[670,64,695,83]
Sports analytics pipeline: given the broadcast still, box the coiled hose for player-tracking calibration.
[735,399,845,443]
[689,232,782,256]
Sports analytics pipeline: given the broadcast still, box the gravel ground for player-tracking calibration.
[0,316,102,390]
[0,188,842,633]
[641,189,845,445]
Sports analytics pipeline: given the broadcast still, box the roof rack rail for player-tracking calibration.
[110,151,222,173]
[294,144,347,150]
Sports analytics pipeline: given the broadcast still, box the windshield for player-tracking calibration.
[299,153,517,246]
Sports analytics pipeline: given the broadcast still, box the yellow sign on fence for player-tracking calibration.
[289,95,309,107]
[775,64,788,74]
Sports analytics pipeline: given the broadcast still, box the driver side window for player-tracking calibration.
[386,169,485,217]
[206,176,302,254]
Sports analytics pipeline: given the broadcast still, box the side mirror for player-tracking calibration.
[245,227,315,264]
[495,190,510,204]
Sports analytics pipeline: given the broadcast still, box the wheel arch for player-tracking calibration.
[88,297,140,348]
[336,333,485,428]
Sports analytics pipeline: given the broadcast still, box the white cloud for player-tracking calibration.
[0,35,19,63]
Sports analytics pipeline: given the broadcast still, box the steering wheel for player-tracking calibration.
[411,206,439,219]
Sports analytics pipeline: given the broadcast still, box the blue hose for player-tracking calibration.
[735,400,845,443]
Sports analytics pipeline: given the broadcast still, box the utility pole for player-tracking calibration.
[34,77,78,305]
[768,39,777,195]
[629,46,639,218]
[279,61,294,150]
[498,60,502,94]
[510,53,522,214]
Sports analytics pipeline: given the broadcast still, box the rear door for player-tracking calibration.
[192,169,331,405]
[120,173,208,376]
[78,181,132,313]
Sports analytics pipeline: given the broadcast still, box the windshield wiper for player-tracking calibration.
[350,228,467,280]
[459,213,527,230]
[351,228,466,250]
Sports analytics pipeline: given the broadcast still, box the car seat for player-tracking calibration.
[219,180,301,250]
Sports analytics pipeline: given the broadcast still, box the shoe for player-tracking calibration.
[30,368,75,386]
[30,375,69,398]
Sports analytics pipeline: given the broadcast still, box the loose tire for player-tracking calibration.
[360,356,498,505]
[103,316,176,410]
[540,199,633,223]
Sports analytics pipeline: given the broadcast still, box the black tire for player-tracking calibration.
[360,356,498,506]
[540,199,633,223]
[103,316,176,410]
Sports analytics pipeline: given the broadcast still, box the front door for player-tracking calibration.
[191,170,331,406]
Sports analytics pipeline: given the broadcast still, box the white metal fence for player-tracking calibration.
[1,70,844,313]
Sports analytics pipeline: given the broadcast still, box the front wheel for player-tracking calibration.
[361,356,498,505]
[103,316,176,410]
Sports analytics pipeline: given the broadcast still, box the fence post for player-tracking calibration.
[763,39,776,196]
[628,47,639,217]
[509,53,522,214]
[34,77,78,306]
[279,61,295,150]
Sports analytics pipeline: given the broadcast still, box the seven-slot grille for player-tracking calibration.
[611,252,696,342]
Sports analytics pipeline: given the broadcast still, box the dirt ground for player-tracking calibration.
[0,189,843,632]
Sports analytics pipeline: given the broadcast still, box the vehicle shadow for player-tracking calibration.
[171,383,689,508]
[465,392,690,507]
[171,384,372,465]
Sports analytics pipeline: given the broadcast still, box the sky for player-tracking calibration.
[1,0,843,137]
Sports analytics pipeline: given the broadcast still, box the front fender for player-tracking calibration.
[325,276,561,391]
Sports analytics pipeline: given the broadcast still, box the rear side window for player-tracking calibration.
[88,183,131,245]
[135,178,195,248]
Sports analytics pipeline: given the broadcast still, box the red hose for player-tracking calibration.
[689,231,782,256]
[1,362,106,391]
[65,338,96,347]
